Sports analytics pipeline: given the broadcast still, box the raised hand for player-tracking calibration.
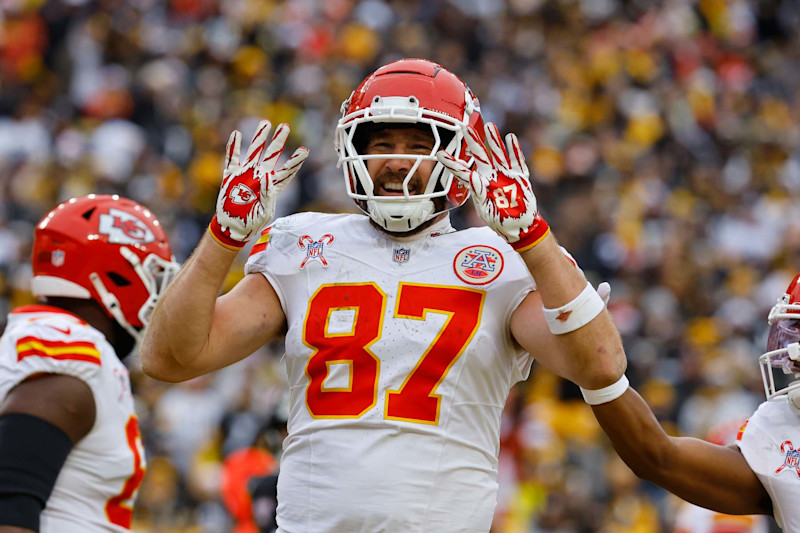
[209,120,309,250]
[437,123,549,251]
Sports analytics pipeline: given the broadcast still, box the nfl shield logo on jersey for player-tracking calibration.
[453,245,504,285]
[393,247,411,264]
[774,440,800,478]
[298,234,334,269]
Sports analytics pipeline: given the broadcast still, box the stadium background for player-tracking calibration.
[1,0,798,531]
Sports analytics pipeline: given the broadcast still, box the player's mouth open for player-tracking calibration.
[379,181,416,196]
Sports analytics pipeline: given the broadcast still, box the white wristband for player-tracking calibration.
[542,282,605,335]
[580,375,629,405]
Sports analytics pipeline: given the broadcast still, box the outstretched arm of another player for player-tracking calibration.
[591,388,772,516]
[140,120,308,382]
[438,124,625,390]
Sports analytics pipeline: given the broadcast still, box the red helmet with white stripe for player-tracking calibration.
[760,274,800,409]
[335,58,484,232]
[32,195,179,342]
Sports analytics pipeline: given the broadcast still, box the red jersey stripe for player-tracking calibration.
[16,336,101,365]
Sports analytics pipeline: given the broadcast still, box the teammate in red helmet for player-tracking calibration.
[0,195,179,532]
[141,59,626,531]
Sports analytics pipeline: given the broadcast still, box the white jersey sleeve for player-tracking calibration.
[736,399,800,531]
[246,213,539,532]
[0,306,145,532]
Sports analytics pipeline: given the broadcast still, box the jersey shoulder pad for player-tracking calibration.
[270,211,347,234]
[455,226,515,251]
[246,212,358,268]
[1,319,103,388]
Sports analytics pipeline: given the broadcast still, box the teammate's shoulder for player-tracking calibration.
[737,398,796,441]
[0,306,104,382]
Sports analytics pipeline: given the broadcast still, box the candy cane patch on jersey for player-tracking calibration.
[298,234,334,269]
[453,245,504,285]
[775,440,800,478]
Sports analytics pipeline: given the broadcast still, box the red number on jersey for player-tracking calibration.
[105,416,145,528]
[386,284,484,424]
[304,283,385,418]
[303,283,484,424]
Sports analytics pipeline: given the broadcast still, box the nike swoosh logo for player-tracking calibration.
[47,325,71,335]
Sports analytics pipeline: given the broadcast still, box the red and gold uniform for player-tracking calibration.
[0,306,144,532]
[736,399,800,532]
[245,212,536,532]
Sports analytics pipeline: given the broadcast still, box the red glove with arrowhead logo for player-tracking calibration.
[209,119,309,250]
[437,123,549,251]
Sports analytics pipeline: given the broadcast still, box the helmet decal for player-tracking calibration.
[99,208,155,244]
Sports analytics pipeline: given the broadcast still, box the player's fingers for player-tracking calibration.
[270,147,309,191]
[597,282,611,307]
[506,133,527,176]
[224,130,242,173]
[437,150,471,183]
[437,151,486,203]
[485,123,511,170]
[244,119,273,167]
[462,126,493,176]
[261,122,291,173]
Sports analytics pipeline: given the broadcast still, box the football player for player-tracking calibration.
[588,274,800,532]
[0,195,179,532]
[141,59,627,531]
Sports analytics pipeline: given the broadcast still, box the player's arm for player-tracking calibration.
[0,374,95,533]
[438,123,625,390]
[592,388,772,516]
[511,234,625,389]
[140,120,308,383]
[140,235,285,382]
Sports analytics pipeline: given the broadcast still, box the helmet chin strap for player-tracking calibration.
[89,272,142,345]
[368,198,435,233]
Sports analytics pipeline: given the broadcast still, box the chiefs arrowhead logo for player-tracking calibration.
[556,310,573,322]
[98,208,154,245]
[229,183,257,205]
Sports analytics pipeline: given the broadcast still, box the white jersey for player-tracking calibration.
[0,306,145,532]
[245,213,536,533]
[736,397,800,531]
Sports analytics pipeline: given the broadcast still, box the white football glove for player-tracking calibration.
[437,123,549,251]
[209,119,309,249]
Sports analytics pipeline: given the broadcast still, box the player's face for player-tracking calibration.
[363,126,437,196]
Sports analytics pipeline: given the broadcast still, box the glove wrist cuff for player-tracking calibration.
[511,214,550,252]
[209,216,247,250]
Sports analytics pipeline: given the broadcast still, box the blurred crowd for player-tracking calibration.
[2,0,799,531]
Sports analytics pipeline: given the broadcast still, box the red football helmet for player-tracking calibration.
[335,58,485,232]
[32,194,179,342]
[760,274,800,407]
